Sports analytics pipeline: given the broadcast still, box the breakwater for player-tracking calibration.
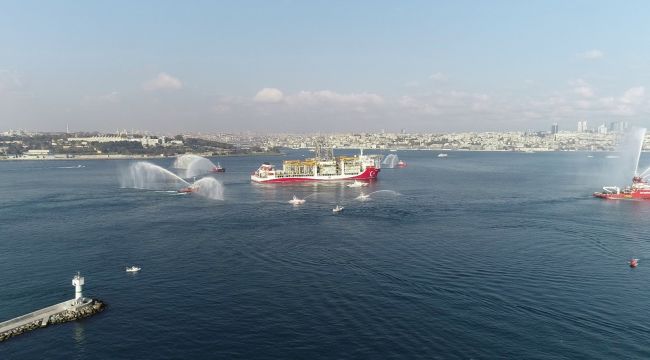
[0,299,105,342]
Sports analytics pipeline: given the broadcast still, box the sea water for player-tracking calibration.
[1,151,650,359]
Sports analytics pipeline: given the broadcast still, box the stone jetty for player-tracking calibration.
[0,273,105,342]
[0,299,105,342]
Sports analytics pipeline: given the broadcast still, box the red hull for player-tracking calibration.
[255,167,380,183]
[593,191,650,200]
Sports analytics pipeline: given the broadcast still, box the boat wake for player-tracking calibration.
[356,190,400,199]
[56,165,86,169]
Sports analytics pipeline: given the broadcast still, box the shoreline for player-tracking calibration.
[0,152,283,161]
[0,148,633,161]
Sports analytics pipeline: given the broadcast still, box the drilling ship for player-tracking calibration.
[251,148,381,183]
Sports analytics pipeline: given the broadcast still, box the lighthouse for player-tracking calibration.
[72,272,85,302]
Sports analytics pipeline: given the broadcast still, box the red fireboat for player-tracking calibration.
[178,186,199,193]
[593,176,650,200]
[210,163,226,173]
[629,258,639,268]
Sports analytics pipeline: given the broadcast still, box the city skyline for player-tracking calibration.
[2,1,650,133]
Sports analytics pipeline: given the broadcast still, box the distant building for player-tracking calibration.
[22,149,50,159]
[597,123,608,134]
[577,120,588,133]
[608,121,628,133]
[551,123,559,134]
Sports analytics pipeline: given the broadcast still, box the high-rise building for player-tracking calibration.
[598,123,608,134]
[551,123,559,134]
[577,120,587,133]
[608,121,629,133]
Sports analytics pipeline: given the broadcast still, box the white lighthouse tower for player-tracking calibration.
[72,272,85,303]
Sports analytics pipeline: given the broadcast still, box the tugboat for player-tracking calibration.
[593,176,650,200]
[629,259,639,268]
[210,163,226,173]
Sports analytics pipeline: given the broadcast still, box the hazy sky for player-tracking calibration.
[2,0,650,133]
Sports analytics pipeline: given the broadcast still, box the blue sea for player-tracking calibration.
[2,151,650,359]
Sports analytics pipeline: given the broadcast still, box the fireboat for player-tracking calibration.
[178,185,199,193]
[593,176,650,200]
[210,163,225,173]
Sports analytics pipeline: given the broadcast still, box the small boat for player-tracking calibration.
[210,163,226,173]
[288,195,306,205]
[397,160,407,168]
[126,266,141,272]
[438,153,448,158]
[629,259,639,268]
[347,180,368,188]
[332,205,344,213]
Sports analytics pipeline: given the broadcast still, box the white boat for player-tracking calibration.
[288,195,306,205]
[126,266,141,273]
[347,180,368,188]
[332,205,344,213]
[437,153,448,158]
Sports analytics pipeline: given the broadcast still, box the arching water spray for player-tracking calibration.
[173,154,218,178]
[191,177,224,200]
[633,128,647,175]
[120,162,189,190]
[593,128,647,187]
[382,154,399,168]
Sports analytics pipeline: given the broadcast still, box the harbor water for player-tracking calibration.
[1,151,650,359]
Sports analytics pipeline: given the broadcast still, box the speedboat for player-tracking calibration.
[347,180,368,188]
[397,160,407,168]
[629,259,639,268]
[126,266,141,272]
[438,153,448,158]
[332,205,344,213]
[288,195,306,205]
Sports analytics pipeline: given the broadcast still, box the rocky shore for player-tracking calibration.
[0,300,106,342]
